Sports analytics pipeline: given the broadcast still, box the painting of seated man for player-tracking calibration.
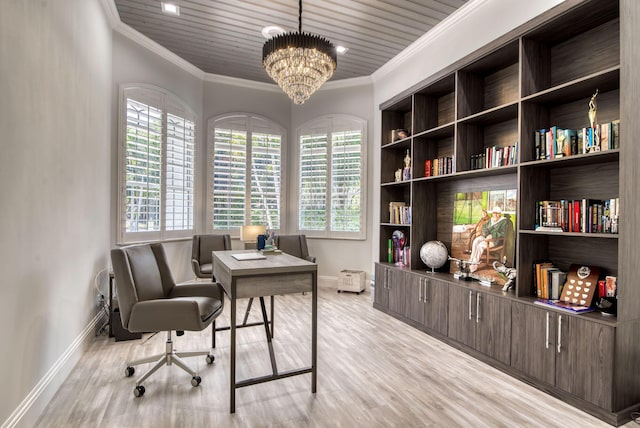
[450,189,517,286]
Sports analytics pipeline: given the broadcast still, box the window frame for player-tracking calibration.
[117,84,198,244]
[295,114,367,240]
[206,113,287,237]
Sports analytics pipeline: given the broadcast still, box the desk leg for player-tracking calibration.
[312,274,317,393]
[230,295,236,413]
[270,295,275,339]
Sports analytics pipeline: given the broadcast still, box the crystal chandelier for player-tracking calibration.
[262,0,337,105]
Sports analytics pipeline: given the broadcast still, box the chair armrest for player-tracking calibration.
[171,282,224,301]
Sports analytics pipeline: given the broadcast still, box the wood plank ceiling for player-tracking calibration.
[114,0,469,83]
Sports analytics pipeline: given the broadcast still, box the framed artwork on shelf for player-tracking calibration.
[450,189,517,286]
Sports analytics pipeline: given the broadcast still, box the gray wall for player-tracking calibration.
[0,0,112,425]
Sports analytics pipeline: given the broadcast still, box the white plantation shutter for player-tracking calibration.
[299,133,328,230]
[212,128,247,229]
[165,113,195,231]
[331,130,362,232]
[124,99,162,234]
[119,85,197,243]
[297,115,366,239]
[209,114,284,235]
[251,132,281,229]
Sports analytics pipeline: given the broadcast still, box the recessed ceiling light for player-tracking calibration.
[336,46,349,54]
[261,25,286,39]
[161,2,180,15]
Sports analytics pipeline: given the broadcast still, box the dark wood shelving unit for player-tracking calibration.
[374,1,640,425]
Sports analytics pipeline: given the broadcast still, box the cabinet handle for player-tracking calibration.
[476,293,480,324]
[423,279,428,303]
[468,290,473,320]
[387,269,391,290]
[545,312,550,350]
[557,315,562,354]
[418,278,423,302]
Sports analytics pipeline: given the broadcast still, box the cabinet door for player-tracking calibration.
[447,285,476,348]
[475,292,512,365]
[405,272,424,324]
[511,303,556,385]
[388,268,406,315]
[423,277,448,335]
[555,315,614,410]
[374,264,389,308]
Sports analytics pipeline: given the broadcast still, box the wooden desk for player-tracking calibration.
[212,250,317,413]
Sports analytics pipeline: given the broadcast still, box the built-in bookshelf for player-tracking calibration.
[376,0,640,425]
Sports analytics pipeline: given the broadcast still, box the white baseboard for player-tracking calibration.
[1,311,107,428]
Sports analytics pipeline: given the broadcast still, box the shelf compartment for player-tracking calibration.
[413,125,455,179]
[457,40,519,118]
[522,7,619,97]
[518,159,619,231]
[413,74,456,134]
[516,233,618,299]
[379,224,411,265]
[456,104,519,172]
[520,86,620,163]
[380,184,411,224]
[380,145,412,184]
[381,95,412,146]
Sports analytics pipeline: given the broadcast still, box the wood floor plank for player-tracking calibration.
[35,287,635,427]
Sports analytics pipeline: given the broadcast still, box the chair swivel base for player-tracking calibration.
[124,331,214,397]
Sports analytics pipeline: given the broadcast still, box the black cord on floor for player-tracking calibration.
[632,411,640,424]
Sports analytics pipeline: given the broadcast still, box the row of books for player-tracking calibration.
[424,156,454,177]
[470,143,518,170]
[534,262,567,300]
[534,120,619,160]
[388,202,411,225]
[535,198,619,234]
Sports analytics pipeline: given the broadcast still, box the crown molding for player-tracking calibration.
[203,73,282,92]
[322,75,373,90]
[372,0,488,82]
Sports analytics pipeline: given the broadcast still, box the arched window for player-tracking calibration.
[296,115,367,239]
[118,84,197,243]
[207,113,285,235]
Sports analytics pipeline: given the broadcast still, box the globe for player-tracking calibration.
[419,241,449,273]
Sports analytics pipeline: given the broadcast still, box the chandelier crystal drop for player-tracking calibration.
[262,1,337,105]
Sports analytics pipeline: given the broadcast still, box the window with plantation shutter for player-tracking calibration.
[118,85,197,243]
[297,115,367,239]
[208,114,284,235]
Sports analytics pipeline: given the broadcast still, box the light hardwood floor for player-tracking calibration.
[36,286,637,427]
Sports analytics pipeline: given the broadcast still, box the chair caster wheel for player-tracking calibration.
[191,376,202,387]
[206,354,215,364]
[125,367,135,377]
[134,385,145,397]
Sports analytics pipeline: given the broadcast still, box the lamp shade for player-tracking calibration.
[240,225,266,242]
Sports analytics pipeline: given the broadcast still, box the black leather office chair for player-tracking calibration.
[191,234,231,279]
[111,243,224,397]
